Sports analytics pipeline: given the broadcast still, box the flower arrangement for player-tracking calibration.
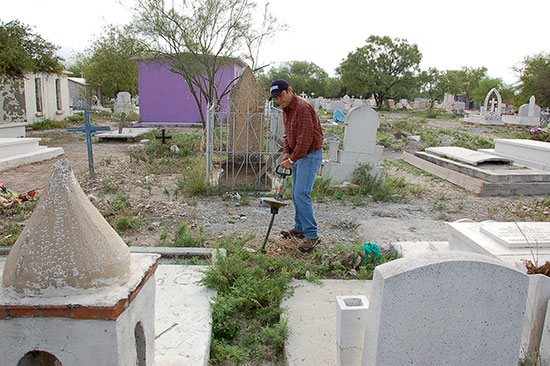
[0,180,36,208]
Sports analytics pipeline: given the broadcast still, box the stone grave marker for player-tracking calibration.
[321,105,384,183]
[113,91,137,115]
[361,251,529,366]
[518,95,542,126]
[229,67,265,154]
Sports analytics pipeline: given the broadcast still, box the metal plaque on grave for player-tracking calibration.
[480,222,550,248]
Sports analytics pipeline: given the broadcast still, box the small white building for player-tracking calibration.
[0,72,71,124]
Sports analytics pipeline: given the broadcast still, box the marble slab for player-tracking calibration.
[426,146,512,166]
[480,222,550,248]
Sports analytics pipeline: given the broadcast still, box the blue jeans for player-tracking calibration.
[291,149,323,239]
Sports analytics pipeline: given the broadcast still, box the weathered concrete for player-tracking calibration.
[0,254,159,366]
[0,137,64,172]
[282,280,372,366]
[3,160,131,293]
[0,258,214,366]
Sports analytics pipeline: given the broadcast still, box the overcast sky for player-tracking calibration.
[3,0,549,84]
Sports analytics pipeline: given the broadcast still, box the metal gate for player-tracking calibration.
[206,95,284,190]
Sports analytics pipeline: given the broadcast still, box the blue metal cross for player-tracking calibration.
[66,110,110,180]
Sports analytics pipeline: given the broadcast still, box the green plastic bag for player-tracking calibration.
[362,242,381,260]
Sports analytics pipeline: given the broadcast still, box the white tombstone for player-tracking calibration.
[478,88,505,125]
[114,91,138,115]
[517,95,542,126]
[361,252,529,366]
[321,105,384,183]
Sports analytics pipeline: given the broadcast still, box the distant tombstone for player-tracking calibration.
[229,67,265,153]
[479,88,504,124]
[329,100,346,113]
[361,252,528,366]
[518,95,542,126]
[321,105,384,183]
[342,95,351,105]
[113,92,137,115]
[453,101,465,116]
[387,99,395,109]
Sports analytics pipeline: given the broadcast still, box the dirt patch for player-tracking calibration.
[1,118,546,251]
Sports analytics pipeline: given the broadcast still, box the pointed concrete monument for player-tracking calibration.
[0,159,159,365]
[2,159,131,293]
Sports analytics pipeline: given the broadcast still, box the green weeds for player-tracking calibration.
[203,235,400,364]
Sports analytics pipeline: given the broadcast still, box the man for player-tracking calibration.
[269,79,324,252]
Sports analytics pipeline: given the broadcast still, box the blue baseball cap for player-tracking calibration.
[269,79,290,100]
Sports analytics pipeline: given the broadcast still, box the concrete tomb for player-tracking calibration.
[321,105,384,184]
[481,138,550,172]
[357,251,529,366]
[404,145,550,196]
[0,160,159,365]
[446,219,550,359]
[517,95,542,126]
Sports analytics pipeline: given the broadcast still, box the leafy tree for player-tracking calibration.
[78,25,147,98]
[471,77,514,104]
[259,60,339,97]
[419,68,450,109]
[445,67,487,108]
[0,19,63,80]
[131,0,279,127]
[337,35,422,108]
[514,52,550,107]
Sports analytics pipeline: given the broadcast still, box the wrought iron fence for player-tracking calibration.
[206,95,284,190]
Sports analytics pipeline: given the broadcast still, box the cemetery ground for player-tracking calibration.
[2,110,550,365]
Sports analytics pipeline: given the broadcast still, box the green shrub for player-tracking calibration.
[171,221,207,247]
[203,235,400,363]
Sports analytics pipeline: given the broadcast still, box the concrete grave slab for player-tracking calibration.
[282,280,372,366]
[480,222,550,248]
[447,220,550,271]
[362,252,529,366]
[481,139,550,172]
[97,128,154,142]
[426,146,512,166]
[404,150,550,196]
[0,122,26,138]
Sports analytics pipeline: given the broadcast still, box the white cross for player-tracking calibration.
[489,98,498,112]
[300,92,307,98]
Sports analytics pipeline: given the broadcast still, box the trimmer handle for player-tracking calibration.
[276,164,292,178]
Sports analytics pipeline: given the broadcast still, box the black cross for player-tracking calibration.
[155,129,172,145]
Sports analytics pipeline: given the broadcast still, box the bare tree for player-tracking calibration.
[131,0,279,128]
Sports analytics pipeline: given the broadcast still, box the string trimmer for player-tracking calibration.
[260,165,292,253]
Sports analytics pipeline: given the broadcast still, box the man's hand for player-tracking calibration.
[281,159,292,169]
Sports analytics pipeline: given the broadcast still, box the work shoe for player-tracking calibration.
[298,237,321,252]
[281,229,305,239]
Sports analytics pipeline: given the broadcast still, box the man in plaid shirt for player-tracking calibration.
[270,79,324,252]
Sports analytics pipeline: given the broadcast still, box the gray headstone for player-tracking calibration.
[362,252,529,366]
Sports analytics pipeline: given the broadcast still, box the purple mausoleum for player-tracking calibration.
[135,57,247,126]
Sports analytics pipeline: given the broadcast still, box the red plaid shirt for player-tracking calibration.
[283,95,324,162]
